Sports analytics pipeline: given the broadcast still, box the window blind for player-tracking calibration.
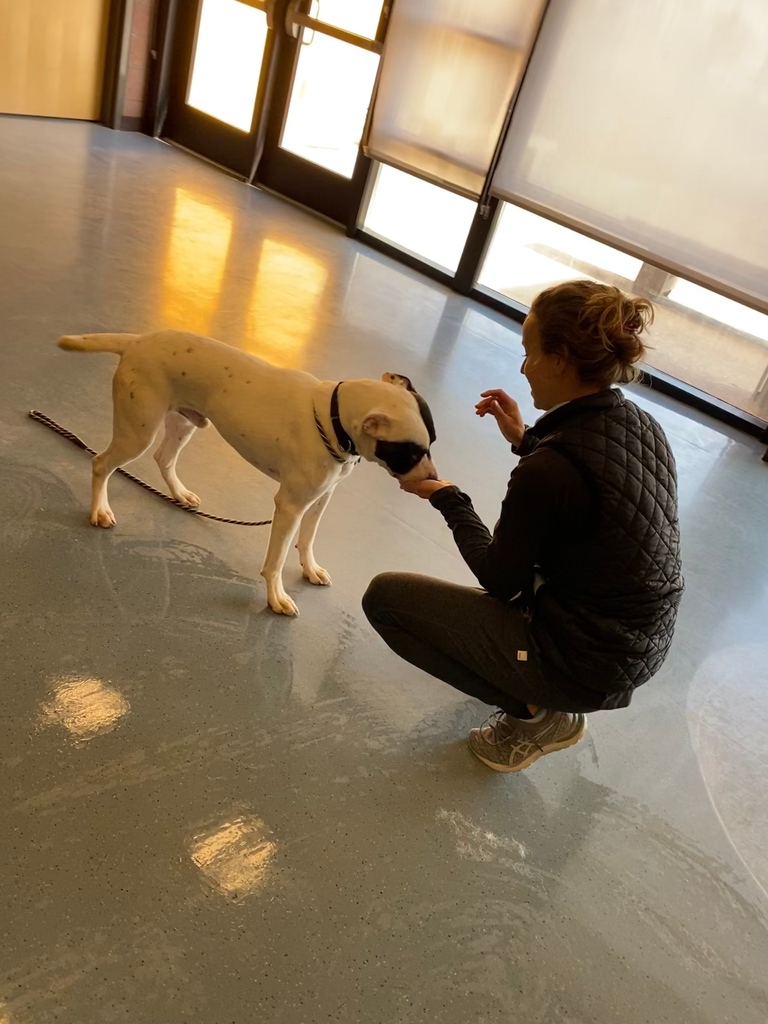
[490,0,768,310]
[364,0,547,197]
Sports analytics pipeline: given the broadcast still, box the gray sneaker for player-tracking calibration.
[468,709,587,772]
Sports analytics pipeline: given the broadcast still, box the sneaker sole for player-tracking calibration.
[469,718,587,773]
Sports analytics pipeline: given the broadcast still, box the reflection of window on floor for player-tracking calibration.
[162,187,233,333]
[476,202,768,418]
[362,163,476,273]
[245,239,328,367]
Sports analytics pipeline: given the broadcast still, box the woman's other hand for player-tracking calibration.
[399,479,454,499]
[475,389,526,447]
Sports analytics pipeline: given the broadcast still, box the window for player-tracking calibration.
[478,203,768,417]
[362,163,477,273]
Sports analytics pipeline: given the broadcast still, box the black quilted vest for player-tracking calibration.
[528,389,684,709]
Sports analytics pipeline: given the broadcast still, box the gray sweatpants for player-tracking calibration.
[362,572,598,717]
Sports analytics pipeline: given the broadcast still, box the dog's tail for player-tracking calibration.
[57,333,141,355]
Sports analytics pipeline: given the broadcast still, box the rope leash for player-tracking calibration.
[28,410,272,527]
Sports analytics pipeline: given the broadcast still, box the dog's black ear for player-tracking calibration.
[415,393,436,445]
[381,372,435,445]
[382,372,415,392]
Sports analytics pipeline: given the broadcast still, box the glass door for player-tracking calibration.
[163,0,277,178]
[161,0,386,225]
[255,0,384,224]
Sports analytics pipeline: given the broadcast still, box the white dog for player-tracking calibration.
[57,330,437,615]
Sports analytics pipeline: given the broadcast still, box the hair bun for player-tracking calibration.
[612,330,646,368]
[531,280,654,388]
[623,310,645,336]
[592,293,653,364]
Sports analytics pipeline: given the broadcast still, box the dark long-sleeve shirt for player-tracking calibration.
[429,436,593,602]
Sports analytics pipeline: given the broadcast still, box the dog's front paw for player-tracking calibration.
[267,591,299,616]
[90,507,116,528]
[174,488,200,507]
[303,564,332,586]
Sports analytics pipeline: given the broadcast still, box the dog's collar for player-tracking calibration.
[314,383,360,465]
[330,383,358,458]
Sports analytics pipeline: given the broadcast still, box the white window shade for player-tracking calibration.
[364,0,547,198]
[490,0,768,311]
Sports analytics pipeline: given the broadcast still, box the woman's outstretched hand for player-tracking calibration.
[475,389,525,447]
[399,479,454,499]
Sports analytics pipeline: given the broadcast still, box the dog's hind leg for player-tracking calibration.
[296,488,335,586]
[154,411,201,507]
[260,487,314,616]
[90,391,165,527]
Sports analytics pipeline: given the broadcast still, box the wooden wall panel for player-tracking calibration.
[0,0,110,119]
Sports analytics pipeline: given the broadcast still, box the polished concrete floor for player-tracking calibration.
[1,117,768,1024]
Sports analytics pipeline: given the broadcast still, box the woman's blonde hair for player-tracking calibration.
[530,280,654,388]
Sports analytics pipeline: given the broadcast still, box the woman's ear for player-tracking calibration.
[550,351,570,375]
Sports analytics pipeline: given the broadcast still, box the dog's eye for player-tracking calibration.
[375,441,427,476]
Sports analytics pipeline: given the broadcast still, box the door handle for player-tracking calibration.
[285,0,319,43]
[285,0,302,39]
